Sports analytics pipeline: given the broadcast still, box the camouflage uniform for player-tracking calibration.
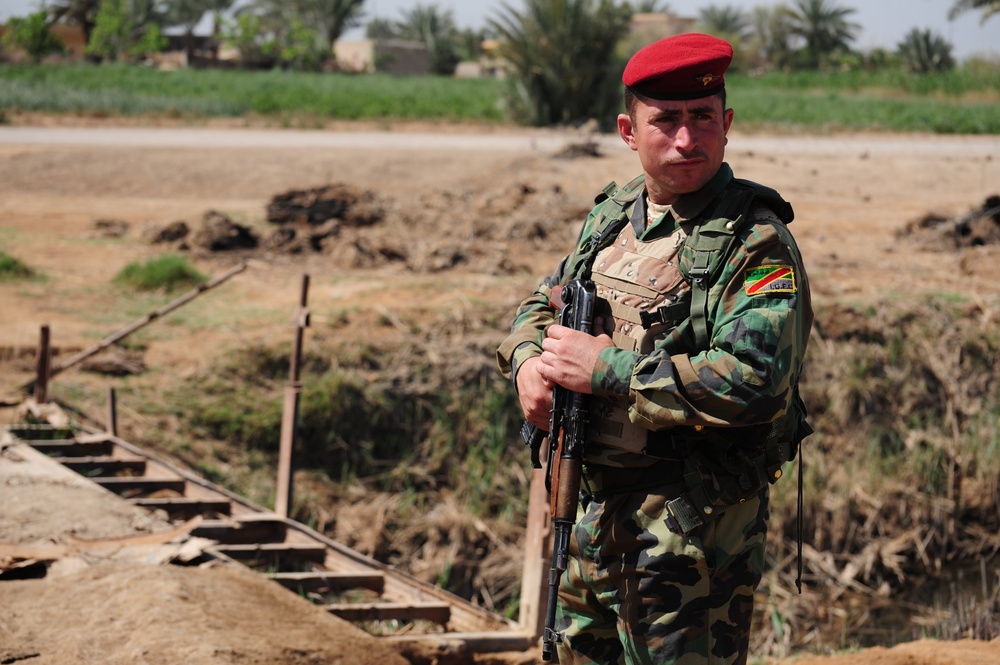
[497,163,812,664]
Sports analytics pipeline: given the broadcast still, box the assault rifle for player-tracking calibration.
[520,278,596,662]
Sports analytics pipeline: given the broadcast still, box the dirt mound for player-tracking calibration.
[0,560,410,665]
[134,179,587,275]
[898,195,1000,248]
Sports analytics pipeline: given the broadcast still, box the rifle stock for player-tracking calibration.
[518,278,596,661]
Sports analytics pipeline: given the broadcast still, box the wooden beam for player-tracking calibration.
[268,570,385,593]
[27,439,113,457]
[211,543,327,564]
[54,456,146,476]
[130,497,232,518]
[95,477,185,495]
[192,518,286,544]
[324,601,451,625]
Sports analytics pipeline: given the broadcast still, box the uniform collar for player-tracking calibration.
[631,163,734,236]
[668,162,734,223]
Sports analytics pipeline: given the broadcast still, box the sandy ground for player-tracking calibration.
[1,120,999,664]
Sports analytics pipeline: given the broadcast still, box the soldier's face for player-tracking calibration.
[617,94,733,205]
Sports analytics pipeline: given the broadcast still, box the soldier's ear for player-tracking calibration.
[618,113,637,151]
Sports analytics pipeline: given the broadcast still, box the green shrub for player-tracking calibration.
[0,251,36,281]
[113,254,207,292]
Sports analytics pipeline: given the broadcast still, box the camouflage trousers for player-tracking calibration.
[553,472,769,665]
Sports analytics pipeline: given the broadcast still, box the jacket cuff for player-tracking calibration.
[591,346,637,397]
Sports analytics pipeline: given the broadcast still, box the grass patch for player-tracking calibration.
[113,254,207,293]
[2,61,1000,132]
[0,63,505,123]
[0,250,38,281]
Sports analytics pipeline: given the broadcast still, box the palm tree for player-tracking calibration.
[698,4,750,40]
[298,0,365,47]
[395,3,461,74]
[948,0,1000,23]
[627,0,671,11]
[746,5,795,72]
[489,0,632,127]
[897,28,955,74]
[781,0,860,69]
[240,0,363,48]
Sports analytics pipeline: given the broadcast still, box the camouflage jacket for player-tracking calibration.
[497,163,813,437]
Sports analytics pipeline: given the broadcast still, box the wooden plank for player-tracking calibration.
[94,477,185,495]
[211,543,327,563]
[268,570,384,593]
[191,518,286,544]
[130,497,232,518]
[5,425,75,441]
[385,631,538,654]
[54,456,146,476]
[324,602,451,625]
[27,439,113,457]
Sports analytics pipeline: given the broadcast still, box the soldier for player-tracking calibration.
[497,33,813,664]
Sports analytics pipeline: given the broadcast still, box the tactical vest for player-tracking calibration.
[573,175,811,536]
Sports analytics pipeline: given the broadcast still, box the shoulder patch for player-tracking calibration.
[744,265,796,296]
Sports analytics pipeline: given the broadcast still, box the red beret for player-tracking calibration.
[623,33,733,100]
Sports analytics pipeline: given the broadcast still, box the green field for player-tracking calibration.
[1,62,999,133]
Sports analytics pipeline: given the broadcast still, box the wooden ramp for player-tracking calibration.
[1,423,541,655]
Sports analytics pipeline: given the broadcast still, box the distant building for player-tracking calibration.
[333,38,431,76]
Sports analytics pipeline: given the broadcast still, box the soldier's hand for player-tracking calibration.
[538,324,614,394]
[516,356,553,429]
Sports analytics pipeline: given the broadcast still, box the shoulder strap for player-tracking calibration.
[683,180,794,350]
[566,175,645,280]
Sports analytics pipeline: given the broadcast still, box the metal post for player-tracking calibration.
[275,274,310,518]
[35,325,51,404]
[106,386,118,436]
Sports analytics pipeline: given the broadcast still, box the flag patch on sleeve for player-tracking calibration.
[744,265,796,296]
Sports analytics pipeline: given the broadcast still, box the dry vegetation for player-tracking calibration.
[1,121,999,663]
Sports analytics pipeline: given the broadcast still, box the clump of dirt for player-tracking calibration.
[898,195,1000,248]
[133,180,587,275]
[140,211,259,251]
[192,210,260,251]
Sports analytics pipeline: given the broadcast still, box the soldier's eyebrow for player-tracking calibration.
[651,104,718,122]
[688,104,718,116]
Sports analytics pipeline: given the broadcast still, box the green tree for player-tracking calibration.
[220,13,279,67]
[489,0,632,128]
[897,28,955,74]
[697,4,750,71]
[237,0,363,69]
[293,0,365,46]
[746,4,795,72]
[46,0,101,44]
[1,10,66,62]
[395,3,461,75]
[948,0,1000,23]
[365,17,398,39]
[781,0,860,69]
[626,0,670,11]
[698,4,750,40]
[85,0,167,61]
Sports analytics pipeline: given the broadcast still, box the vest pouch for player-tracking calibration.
[663,426,770,536]
[759,390,812,484]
